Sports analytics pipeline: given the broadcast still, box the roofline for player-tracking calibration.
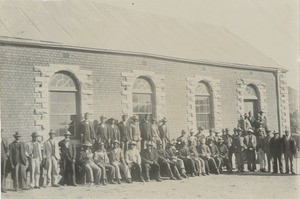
[0,38,288,73]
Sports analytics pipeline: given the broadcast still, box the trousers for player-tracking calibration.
[111,161,131,180]
[43,156,60,186]
[273,155,283,173]
[246,149,256,171]
[257,148,266,170]
[284,153,294,173]
[29,158,40,187]
[1,156,7,190]
[235,152,244,171]
[12,162,27,189]
[85,161,101,184]
[61,159,76,185]
[144,163,160,180]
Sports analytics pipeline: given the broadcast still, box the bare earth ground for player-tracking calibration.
[2,173,299,199]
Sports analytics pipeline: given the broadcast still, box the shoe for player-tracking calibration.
[145,179,150,182]
[206,172,210,175]
[291,172,296,175]
[201,172,206,176]
[22,187,30,190]
[191,173,195,177]
[90,182,95,187]
[102,181,107,186]
[53,184,60,187]
[182,173,188,178]
[110,180,117,184]
[71,183,77,186]
[140,178,145,182]
[177,177,182,180]
[126,179,132,184]
[1,189,7,193]
[34,186,40,189]
[156,178,162,182]
[117,180,122,184]
[170,176,176,180]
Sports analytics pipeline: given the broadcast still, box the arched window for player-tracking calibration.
[243,84,259,116]
[49,72,80,137]
[195,82,213,130]
[132,77,155,121]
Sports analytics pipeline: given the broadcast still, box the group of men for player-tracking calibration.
[1,112,298,193]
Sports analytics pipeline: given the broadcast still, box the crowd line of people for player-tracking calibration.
[1,111,298,193]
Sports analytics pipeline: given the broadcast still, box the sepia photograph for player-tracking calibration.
[0,0,299,198]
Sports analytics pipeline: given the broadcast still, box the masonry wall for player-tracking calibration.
[0,44,281,142]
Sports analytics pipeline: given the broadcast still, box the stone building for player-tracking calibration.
[0,0,290,143]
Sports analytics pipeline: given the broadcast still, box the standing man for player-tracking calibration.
[118,115,131,151]
[1,129,9,193]
[264,130,273,172]
[187,129,197,148]
[244,129,257,172]
[195,127,206,143]
[140,114,152,150]
[218,138,233,173]
[96,115,109,149]
[224,128,234,169]
[79,112,95,145]
[108,140,132,184]
[125,141,144,182]
[159,117,170,149]
[257,130,267,172]
[9,132,28,191]
[58,131,77,186]
[269,131,283,174]
[130,115,141,151]
[282,130,297,174]
[26,132,42,189]
[43,130,61,187]
[141,141,162,182]
[151,118,161,148]
[233,129,245,173]
[206,129,217,144]
[108,118,121,145]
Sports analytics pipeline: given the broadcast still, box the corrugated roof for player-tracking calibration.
[0,0,281,68]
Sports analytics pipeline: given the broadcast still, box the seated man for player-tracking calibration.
[178,141,197,177]
[156,140,181,180]
[197,139,219,175]
[141,141,162,182]
[125,141,144,182]
[108,140,132,184]
[218,138,233,173]
[93,142,116,184]
[176,130,188,149]
[207,140,222,172]
[79,141,101,186]
[187,140,206,176]
[166,141,188,178]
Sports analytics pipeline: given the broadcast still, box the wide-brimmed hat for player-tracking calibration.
[82,141,92,147]
[237,127,243,132]
[225,128,229,131]
[112,140,120,144]
[162,117,167,122]
[64,131,72,137]
[49,130,56,135]
[259,110,264,114]
[198,126,204,131]
[151,118,157,122]
[132,115,139,121]
[100,115,107,119]
[247,129,254,133]
[13,132,21,137]
[146,141,154,146]
[128,141,137,146]
[273,131,280,134]
[215,131,221,134]
[31,132,39,137]
[156,140,163,146]
[209,128,214,133]
[218,137,224,141]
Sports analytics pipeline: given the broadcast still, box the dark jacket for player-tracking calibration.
[9,141,27,166]
[107,125,120,142]
[118,121,131,142]
[79,120,95,143]
[282,136,297,155]
[96,123,109,143]
[1,137,9,158]
[59,139,76,162]
[139,120,152,141]
[158,124,170,142]
[141,149,158,164]
[269,137,283,157]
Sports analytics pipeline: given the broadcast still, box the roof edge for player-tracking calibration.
[0,38,288,73]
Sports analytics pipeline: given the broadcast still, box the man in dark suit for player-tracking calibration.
[9,132,28,191]
[58,131,77,186]
[118,115,131,151]
[96,115,109,149]
[269,131,283,174]
[141,141,161,182]
[107,118,121,145]
[79,112,95,145]
[282,130,297,174]
[139,114,152,150]
[159,117,170,149]
[244,129,257,172]
[1,129,9,193]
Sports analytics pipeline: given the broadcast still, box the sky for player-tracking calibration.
[97,0,299,90]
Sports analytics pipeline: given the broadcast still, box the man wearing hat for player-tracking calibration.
[151,118,161,148]
[96,115,109,149]
[43,130,61,187]
[269,131,283,173]
[257,110,268,130]
[1,129,9,193]
[206,129,216,145]
[141,141,162,182]
[195,127,206,144]
[93,142,116,184]
[79,141,101,186]
[79,112,95,145]
[232,128,245,172]
[244,128,257,172]
[26,132,42,188]
[107,118,121,147]
[58,131,77,186]
[125,141,144,182]
[176,130,188,147]
[108,140,132,184]
[264,129,273,172]
[130,115,142,151]
[118,115,131,151]
[238,113,252,132]
[282,130,297,174]
[166,141,188,178]
[223,128,234,168]
[214,131,222,146]
[178,141,197,177]
[159,117,170,149]
[140,114,152,150]
[218,137,233,173]
[9,132,28,191]
[187,129,197,148]
[257,129,267,172]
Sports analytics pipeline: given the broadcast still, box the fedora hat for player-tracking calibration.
[146,141,154,146]
[112,140,120,144]
[82,141,92,147]
[198,126,204,131]
[31,132,39,137]
[13,131,21,137]
[100,115,107,119]
[132,115,139,121]
[64,131,72,137]
[128,141,137,146]
[162,117,167,122]
[49,130,56,135]
[247,128,254,133]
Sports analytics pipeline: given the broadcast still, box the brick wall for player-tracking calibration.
[0,44,282,142]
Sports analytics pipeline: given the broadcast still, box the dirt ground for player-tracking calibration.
[2,172,299,199]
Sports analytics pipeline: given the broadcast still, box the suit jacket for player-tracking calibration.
[79,120,95,143]
[269,137,283,157]
[244,134,257,150]
[1,137,9,158]
[196,144,211,158]
[59,139,76,161]
[96,123,109,143]
[141,149,158,164]
[282,136,297,155]
[118,121,131,142]
[26,141,42,161]
[139,120,152,141]
[130,123,140,141]
[107,125,120,142]
[9,141,27,166]
[43,139,60,160]
[158,124,170,142]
